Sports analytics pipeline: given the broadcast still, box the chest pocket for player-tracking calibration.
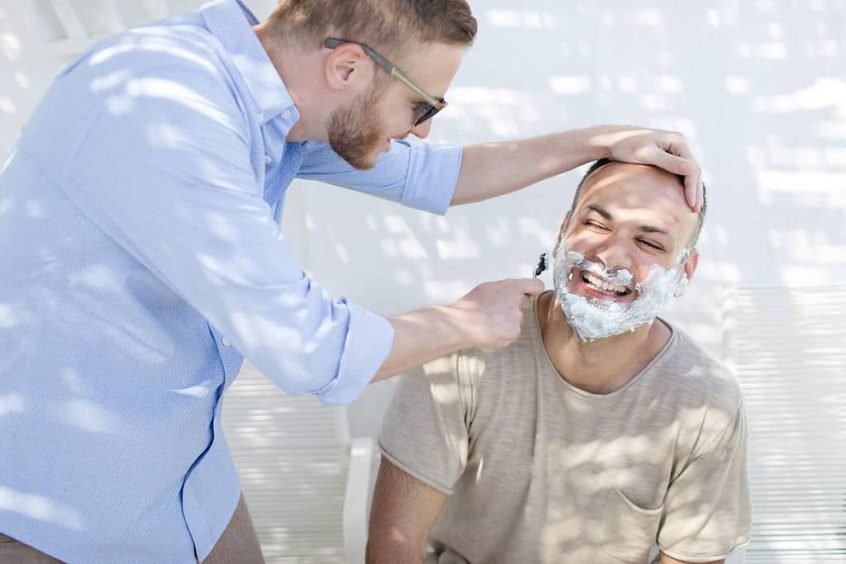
[601,485,663,563]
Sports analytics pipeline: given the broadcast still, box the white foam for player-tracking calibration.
[552,249,688,342]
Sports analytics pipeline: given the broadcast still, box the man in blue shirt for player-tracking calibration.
[0,0,704,561]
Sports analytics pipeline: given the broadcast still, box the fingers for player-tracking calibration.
[648,147,690,177]
[684,167,703,212]
[615,128,703,212]
[510,277,545,297]
[663,134,703,212]
[679,159,702,212]
[646,146,703,213]
[458,278,545,348]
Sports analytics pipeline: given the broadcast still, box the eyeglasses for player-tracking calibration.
[324,38,447,126]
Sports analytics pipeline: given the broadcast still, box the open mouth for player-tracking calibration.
[579,270,633,298]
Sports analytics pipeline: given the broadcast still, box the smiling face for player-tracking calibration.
[328,41,463,169]
[556,162,700,304]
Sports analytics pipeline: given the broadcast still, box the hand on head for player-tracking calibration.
[591,126,704,212]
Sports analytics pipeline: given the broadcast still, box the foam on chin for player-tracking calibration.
[552,249,687,342]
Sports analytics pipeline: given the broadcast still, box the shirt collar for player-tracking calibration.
[200,0,299,126]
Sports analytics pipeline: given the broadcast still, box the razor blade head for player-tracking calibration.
[533,252,549,278]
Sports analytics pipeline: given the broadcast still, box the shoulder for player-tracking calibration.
[97,14,226,69]
[459,310,540,385]
[57,19,239,113]
[654,326,746,455]
[395,316,539,411]
[659,326,743,414]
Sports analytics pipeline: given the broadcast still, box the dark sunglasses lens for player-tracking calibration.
[414,104,440,126]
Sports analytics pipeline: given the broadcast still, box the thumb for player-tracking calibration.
[512,278,545,297]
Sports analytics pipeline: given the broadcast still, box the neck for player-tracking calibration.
[252,22,335,141]
[537,291,671,394]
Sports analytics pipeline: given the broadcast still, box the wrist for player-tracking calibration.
[581,125,627,160]
[434,304,477,351]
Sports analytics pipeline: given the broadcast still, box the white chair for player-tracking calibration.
[722,286,846,563]
[222,362,374,564]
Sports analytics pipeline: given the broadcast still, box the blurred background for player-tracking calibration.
[1,0,844,561]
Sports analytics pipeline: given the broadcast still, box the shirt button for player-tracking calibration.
[282,109,291,119]
[221,338,231,347]
[264,155,272,165]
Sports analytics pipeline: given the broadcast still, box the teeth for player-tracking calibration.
[583,272,628,295]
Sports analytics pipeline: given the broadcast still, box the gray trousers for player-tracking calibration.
[0,494,264,563]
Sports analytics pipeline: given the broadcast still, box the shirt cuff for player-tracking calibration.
[401,143,463,215]
[315,301,394,405]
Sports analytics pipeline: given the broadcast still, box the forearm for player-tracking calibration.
[367,459,447,564]
[371,278,542,383]
[371,305,470,383]
[365,529,425,564]
[451,127,610,205]
[450,125,703,211]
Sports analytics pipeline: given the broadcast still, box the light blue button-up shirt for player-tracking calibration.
[0,0,462,561]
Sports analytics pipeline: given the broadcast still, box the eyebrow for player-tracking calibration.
[584,204,670,236]
[586,204,612,221]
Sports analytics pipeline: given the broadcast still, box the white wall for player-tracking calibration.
[2,0,844,438]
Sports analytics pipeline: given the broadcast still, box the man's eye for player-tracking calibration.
[585,220,609,231]
[638,239,663,251]
[410,103,427,121]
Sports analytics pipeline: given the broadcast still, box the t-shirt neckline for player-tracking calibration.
[530,291,678,399]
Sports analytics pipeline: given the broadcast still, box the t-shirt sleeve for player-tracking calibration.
[296,139,462,215]
[657,398,752,561]
[378,354,472,494]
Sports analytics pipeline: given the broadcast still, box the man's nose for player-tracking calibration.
[410,119,432,139]
[594,240,631,272]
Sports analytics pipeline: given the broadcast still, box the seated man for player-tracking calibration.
[367,159,750,564]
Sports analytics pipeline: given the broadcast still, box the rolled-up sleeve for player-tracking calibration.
[296,139,463,215]
[55,60,392,405]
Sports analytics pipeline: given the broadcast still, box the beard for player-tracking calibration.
[551,248,688,342]
[327,85,386,170]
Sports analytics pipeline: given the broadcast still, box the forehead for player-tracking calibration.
[575,163,697,240]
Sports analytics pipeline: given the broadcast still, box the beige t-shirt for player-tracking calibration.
[379,295,751,564]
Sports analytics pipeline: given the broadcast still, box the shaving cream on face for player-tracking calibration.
[552,248,689,342]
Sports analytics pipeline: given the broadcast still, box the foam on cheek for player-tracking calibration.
[552,249,687,342]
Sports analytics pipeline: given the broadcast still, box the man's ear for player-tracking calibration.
[674,249,699,297]
[323,43,373,92]
[683,248,699,283]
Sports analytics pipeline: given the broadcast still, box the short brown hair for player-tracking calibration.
[573,159,708,248]
[268,0,477,53]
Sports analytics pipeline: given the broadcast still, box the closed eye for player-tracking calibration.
[585,220,609,231]
[638,239,664,251]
